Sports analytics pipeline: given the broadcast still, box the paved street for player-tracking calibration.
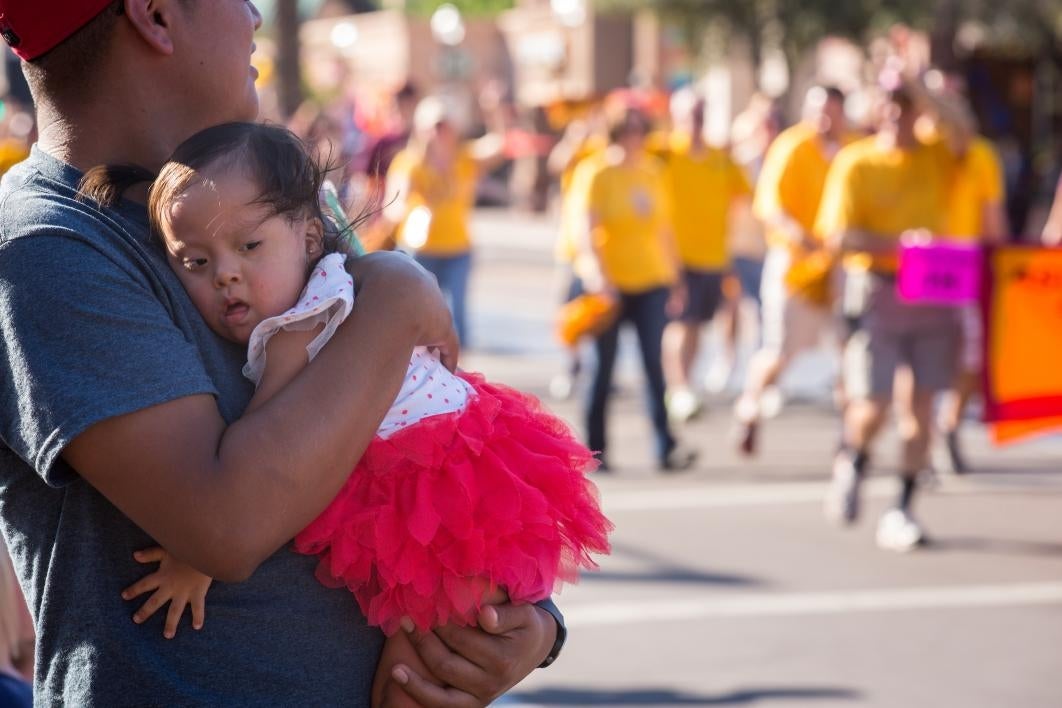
[462,209,1062,708]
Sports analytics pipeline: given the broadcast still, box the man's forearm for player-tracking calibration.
[836,228,898,256]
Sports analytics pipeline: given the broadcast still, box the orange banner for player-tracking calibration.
[983,246,1062,443]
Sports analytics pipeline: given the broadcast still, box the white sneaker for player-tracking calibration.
[666,387,702,424]
[876,509,925,552]
[703,357,734,395]
[549,373,575,400]
[824,452,863,525]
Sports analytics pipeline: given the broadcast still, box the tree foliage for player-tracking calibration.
[403,0,515,17]
[599,0,1062,62]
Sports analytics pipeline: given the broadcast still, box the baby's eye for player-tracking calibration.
[183,257,207,271]
[240,240,263,252]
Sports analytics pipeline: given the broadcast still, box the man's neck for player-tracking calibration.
[35,96,182,174]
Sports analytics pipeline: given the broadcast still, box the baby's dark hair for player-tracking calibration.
[80,122,359,257]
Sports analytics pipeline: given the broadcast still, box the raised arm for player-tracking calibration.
[63,251,456,582]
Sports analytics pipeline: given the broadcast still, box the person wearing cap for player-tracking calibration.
[0,3,560,706]
[815,71,973,552]
[385,95,508,347]
[577,102,697,472]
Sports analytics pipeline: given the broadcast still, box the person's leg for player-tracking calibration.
[937,305,981,473]
[447,251,473,346]
[629,288,689,468]
[662,320,700,389]
[663,270,720,422]
[585,307,623,467]
[826,314,896,524]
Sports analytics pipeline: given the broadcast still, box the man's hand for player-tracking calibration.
[387,596,556,707]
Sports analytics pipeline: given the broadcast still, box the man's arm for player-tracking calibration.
[831,228,899,256]
[64,252,457,582]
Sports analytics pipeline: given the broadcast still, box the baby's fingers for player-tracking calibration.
[133,547,167,565]
[164,599,187,640]
[191,595,206,632]
[132,589,171,626]
[121,573,161,602]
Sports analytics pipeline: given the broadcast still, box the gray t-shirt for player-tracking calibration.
[0,147,383,706]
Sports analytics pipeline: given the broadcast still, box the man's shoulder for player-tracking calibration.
[0,152,147,256]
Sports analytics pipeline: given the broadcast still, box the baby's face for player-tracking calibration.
[160,168,320,344]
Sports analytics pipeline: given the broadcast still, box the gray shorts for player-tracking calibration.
[843,272,960,400]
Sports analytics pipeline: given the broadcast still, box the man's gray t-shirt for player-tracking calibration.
[0,148,383,705]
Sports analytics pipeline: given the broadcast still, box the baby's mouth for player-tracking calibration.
[223,299,250,325]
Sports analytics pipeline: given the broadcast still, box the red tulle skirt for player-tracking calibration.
[293,372,612,635]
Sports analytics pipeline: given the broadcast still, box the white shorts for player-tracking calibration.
[760,247,835,358]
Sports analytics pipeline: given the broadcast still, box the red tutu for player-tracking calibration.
[293,372,612,635]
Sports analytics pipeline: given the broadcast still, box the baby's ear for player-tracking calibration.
[304,216,325,256]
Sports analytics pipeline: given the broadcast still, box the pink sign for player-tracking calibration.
[897,243,983,305]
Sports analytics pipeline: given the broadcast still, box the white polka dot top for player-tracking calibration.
[244,252,472,439]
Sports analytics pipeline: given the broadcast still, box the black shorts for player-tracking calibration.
[676,268,725,324]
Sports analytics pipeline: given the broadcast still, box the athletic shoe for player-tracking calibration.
[735,419,758,457]
[875,508,926,552]
[549,372,575,401]
[824,451,863,525]
[666,387,702,424]
[703,356,734,395]
[659,443,698,472]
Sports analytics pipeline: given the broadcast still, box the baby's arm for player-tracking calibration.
[122,547,212,639]
[245,323,325,414]
[121,325,327,637]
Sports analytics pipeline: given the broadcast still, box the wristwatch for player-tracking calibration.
[534,598,567,668]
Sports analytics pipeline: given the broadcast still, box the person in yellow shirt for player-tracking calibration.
[386,96,507,346]
[578,103,695,471]
[936,128,1007,473]
[734,86,852,453]
[657,88,751,423]
[815,77,972,551]
[546,114,608,399]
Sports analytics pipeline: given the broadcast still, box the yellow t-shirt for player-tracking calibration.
[389,146,478,256]
[815,135,955,273]
[663,134,751,271]
[754,123,855,249]
[944,136,1004,241]
[586,153,677,292]
[0,139,28,177]
[555,139,607,264]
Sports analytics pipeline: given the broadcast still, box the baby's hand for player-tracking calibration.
[122,547,213,639]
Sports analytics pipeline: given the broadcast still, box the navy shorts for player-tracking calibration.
[676,268,725,324]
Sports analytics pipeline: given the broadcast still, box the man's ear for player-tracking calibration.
[122,0,183,56]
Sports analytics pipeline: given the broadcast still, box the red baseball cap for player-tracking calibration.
[0,0,116,61]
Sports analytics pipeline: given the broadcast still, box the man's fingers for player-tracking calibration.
[405,625,487,684]
[132,590,170,624]
[478,600,535,635]
[391,664,478,708]
[121,574,161,601]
